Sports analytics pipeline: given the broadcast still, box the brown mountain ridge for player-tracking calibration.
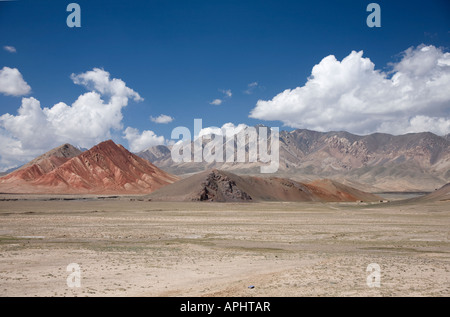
[410,183,450,202]
[147,169,382,202]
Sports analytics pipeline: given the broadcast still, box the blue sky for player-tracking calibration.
[0,0,449,169]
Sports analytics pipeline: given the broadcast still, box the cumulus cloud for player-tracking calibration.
[197,122,249,138]
[210,99,223,106]
[3,46,16,53]
[123,127,165,152]
[250,45,450,135]
[0,67,31,96]
[150,114,174,124]
[0,68,145,170]
[71,68,143,103]
[379,116,450,135]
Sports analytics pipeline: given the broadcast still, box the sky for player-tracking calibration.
[0,0,449,170]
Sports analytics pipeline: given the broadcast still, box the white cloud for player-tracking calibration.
[198,125,223,138]
[0,67,31,96]
[123,127,165,152]
[150,114,174,124]
[210,89,232,105]
[71,68,143,103]
[0,133,38,172]
[3,46,16,53]
[379,115,450,136]
[244,82,258,94]
[250,45,450,135]
[0,68,143,170]
[220,89,232,98]
[210,99,223,106]
[198,122,249,138]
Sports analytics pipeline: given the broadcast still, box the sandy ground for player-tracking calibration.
[0,196,449,297]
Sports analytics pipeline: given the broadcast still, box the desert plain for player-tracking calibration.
[0,194,449,297]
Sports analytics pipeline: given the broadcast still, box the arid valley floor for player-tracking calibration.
[0,195,449,297]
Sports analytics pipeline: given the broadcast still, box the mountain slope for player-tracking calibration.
[147,169,382,202]
[0,143,82,182]
[412,183,450,202]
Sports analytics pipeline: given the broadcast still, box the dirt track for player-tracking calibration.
[0,197,449,297]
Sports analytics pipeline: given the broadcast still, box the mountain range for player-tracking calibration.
[137,128,450,192]
[0,140,178,194]
[0,139,385,202]
[1,128,448,195]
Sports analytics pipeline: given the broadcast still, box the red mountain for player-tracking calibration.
[0,143,82,186]
[0,140,178,194]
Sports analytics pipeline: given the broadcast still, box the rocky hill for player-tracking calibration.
[147,169,382,202]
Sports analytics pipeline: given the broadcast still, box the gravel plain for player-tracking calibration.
[0,196,449,297]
